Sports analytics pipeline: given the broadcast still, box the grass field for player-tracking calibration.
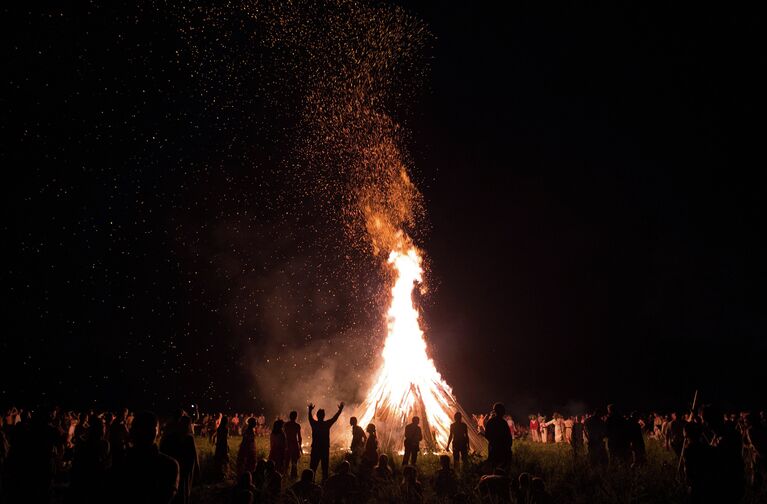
[190,435,764,503]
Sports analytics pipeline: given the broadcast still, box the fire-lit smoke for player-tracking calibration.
[173,1,484,445]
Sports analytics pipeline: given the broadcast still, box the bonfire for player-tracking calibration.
[357,239,486,453]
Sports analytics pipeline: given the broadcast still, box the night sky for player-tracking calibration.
[3,1,765,416]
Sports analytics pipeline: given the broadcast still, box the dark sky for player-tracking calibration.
[3,1,765,416]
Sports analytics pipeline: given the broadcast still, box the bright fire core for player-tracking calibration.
[358,244,483,451]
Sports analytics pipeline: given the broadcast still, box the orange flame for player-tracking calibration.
[357,239,480,451]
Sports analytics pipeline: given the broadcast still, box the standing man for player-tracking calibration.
[308,402,344,482]
[584,409,608,467]
[112,411,179,504]
[667,411,687,457]
[606,404,631,465]
[485,403,513,470]
[284,411,302,479]
[570,415,584,458]
[403,417,423,466]
[446,412,469,468]
[349,416,366,463]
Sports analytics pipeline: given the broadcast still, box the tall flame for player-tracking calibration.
[358,241,485,451]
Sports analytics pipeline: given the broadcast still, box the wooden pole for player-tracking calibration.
[677,389,699,473]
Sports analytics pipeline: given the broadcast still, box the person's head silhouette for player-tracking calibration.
[493,403,506,417]
[403,465,417,483]
[531,477,546,494]
[454,412,462,422]
[338,460,351,475]
[89,417,105,440]
[300,468,314,483]
[289,411,297,421]
[377,453,388,467]
[684,421,702,442]
[350,416,357,426]
[366,423,376,434]
[171,408,185,422]
[130,411,159,447]
[412,416,420,425]
[317,409,326,421]
[238,471,253,488]
[179,415,193,435]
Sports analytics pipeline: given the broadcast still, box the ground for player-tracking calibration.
[191,436,763,503]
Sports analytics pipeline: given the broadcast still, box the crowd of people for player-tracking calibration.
[0,401,765,503]
[219,401,520,503]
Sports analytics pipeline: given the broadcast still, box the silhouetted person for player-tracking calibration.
[284,410,303,479]
[570,416,584,457]
[308,402,343,482]
[530,477,553,504]
[700,404,745,502]
[605,404,631,465]
[477,468,511,503]
[447,412,469,467]
[682,421,717,504]
[112,410,179,504]
[109,408,130,468]
[584,410,608,467]
[160,409,185,448]
[74,412,89,446]
[214,415,230,480]
[3,406,65,504]
[349,416,366,463]
[269,419,287,474]
[0,427,8,482]
[237,417,258,474]
[362,423,378,468]
[400,465,423,504]
[323,459,357,502]
[230,471,257,503]
[70,416,111,503]
[233,490,254,504]
[627,412,646,467]
[373,453,392,480]
[667,411,686,457]
[253,458,268,493]
[403,416,423,466]
[433,454,457,499]
[485,403,513,470]
[745,411,767,490]
[289,469,322,504]
[513,473,532,504]
[264,459,282,501]
[160,415,199,504]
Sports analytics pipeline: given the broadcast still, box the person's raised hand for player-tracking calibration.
[308,403,315,411]
[338,402,345,411]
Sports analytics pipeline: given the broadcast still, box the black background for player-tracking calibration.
[3,1,765,416]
